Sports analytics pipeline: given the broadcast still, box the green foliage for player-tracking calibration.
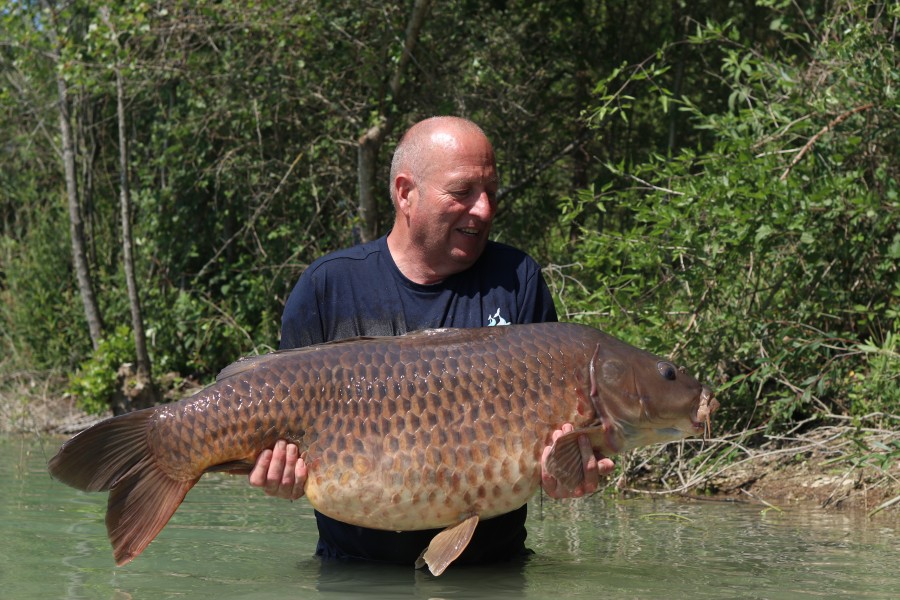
[849,435,900,475]
[848,333,900,420]
[1,0,896,434]
[1,206,92,369]
[67,325,135,414]
[557,0,898,430]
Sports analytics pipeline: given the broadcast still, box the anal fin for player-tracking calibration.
[415,515,479,576]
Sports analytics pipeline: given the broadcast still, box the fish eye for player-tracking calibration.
[657,361,677,381]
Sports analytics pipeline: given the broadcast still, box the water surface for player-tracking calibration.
[2,435,896,599]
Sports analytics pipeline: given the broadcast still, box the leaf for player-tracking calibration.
[755,224,774,243]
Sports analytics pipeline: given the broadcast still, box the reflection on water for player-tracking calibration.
[1,435,896,599]
[310,556,529,599]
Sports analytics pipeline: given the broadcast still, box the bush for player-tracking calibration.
[67,325,135,415]
[554,1,899,430]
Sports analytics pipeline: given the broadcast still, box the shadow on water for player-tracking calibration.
[2,434,897,600]
[308,555,528,599]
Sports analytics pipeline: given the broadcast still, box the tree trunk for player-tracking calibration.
[105,7,158,410]
[54,51,104,350]
[356,0,432,242]
[357,124,386,243]
[114,69,152,381]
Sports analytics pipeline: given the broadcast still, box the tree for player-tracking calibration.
[100,6,158,410]
[2,0,894,428]
[357,0,433,242]
[44,1,105,350]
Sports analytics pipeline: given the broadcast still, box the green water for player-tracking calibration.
[1,435,897,600]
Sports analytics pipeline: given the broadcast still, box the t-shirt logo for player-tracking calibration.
[487,308,509,326]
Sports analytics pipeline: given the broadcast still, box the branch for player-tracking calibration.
[624,173,685,196]
[778,103,875,182]
[497,129,591,201]
[194,150,304,281]
[389,0,432,100]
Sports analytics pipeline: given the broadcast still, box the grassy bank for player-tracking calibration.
[617,413,899,516]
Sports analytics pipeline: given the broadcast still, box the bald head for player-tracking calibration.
[385,116,498,284]
[389,117,493,203]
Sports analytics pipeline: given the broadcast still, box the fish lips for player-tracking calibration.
[689,386,719,435]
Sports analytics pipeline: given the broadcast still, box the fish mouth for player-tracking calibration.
[690,386,718,437]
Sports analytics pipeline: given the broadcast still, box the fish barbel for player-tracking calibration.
[48,322,718,575]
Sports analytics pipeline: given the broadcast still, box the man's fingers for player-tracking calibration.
[265,440,289,496]
[247,440,308,500]
[249,449,272,487]
[578,434,599,493]
[542,423,583,498]
[283,443,299,487]
[597,456,615,476]
[292,455,308,500]
[542,423,617,500]
[281,443,307,500]
[540,444,558,495]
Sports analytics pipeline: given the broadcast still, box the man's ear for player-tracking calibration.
[394,173,415,216]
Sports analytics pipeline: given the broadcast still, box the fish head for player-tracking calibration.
[589,336,718,453]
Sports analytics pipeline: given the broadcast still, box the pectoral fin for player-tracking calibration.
[415,514,479,576]
[544,426,604,491]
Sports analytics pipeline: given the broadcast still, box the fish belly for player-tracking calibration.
[304,433,543,530]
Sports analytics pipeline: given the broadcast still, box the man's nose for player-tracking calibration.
[469,191,495,221]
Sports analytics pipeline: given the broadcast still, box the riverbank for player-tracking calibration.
[616,419,899,517]
[3,370,897,518]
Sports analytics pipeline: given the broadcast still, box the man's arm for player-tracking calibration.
[249,425,613,500]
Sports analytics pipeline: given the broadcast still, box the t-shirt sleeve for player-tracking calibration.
[518,261,558,324]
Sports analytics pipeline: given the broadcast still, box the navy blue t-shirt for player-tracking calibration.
[280,234,558,565]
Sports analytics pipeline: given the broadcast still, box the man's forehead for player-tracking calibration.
[443,168,499,187]
[418,127,497,184]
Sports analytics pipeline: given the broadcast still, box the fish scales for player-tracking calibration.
[48,322,717,573]
[150,323,584,528]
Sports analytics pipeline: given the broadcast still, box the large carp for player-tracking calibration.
[49,322,717,575]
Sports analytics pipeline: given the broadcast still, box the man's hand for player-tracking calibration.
[540,423,615,499]
[249,439,307,500]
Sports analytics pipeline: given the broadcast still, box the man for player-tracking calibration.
[250,116,614,564]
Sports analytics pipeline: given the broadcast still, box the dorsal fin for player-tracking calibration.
[216,329,460,382]
[215,352,289,381]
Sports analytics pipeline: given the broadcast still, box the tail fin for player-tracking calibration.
[48,410,199,565]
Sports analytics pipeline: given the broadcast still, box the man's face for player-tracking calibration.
[405,130,498,280]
